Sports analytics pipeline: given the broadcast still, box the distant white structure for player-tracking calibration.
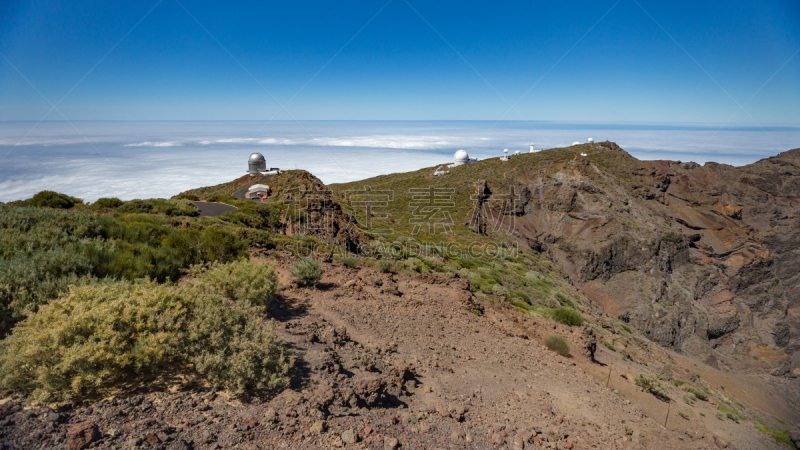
[587,137,594,143]
[447,149,477,168]
[247,152,280,176]
[513,150,521,155]
[500,149,509,161]
[530,143,539,153]
[580,153,587,157]
[246,184,270,200]
[571,141,581,146]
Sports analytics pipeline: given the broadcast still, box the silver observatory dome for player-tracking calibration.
[248,152,267,174]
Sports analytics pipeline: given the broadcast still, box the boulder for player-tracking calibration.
[66,422,101,450]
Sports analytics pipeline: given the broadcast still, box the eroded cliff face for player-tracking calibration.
[476,143,800,374]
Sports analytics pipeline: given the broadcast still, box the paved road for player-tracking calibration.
[193,201,238,217]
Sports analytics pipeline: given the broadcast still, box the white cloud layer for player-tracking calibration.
[0,121,797,202]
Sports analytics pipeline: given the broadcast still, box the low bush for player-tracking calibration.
[291,258,323,287]
[673,379,685,387]
[544,336,570,356]
[117,199,199,217]
[190,260,281,306]
[754,424,793,447]
[603,340,616,351]
[621,323,632,333]
[93,197,124,209]
[0,207,248,329]
[551,307,584,326]
[0,265,291,404]
[635,373,669,401]
[341,257,359,268]
[688,388,707,401]
[376,259,393,273]
[25,191,82,209]
[491,284,508,296]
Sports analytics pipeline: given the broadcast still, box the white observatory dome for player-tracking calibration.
[249,152,266,163]
[571,141,581,146]
[587,137,594,143]
[453,149,470,166]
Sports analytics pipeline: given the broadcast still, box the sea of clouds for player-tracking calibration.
[0,120,797,202]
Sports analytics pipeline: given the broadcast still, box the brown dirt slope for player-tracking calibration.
[2,259,794,449]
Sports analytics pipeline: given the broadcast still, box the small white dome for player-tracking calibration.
[572,141,581,146]
[454,149,469,165]
[587,137,594,143]
[249,152,266,162]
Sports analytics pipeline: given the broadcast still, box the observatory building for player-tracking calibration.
[248,153,267,175]
[449,149,478,167]
[247,153,280,176]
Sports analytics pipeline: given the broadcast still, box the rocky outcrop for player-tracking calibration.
[471,144,800,374]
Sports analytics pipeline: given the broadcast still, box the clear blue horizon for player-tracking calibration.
[1,1,798,125]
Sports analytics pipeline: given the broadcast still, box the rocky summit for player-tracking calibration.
[2,142,800,450]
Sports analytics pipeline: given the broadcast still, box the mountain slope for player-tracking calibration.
[331,143,800,377]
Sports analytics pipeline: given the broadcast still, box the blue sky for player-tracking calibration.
[1,0,798,124]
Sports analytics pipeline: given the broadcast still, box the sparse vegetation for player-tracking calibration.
[635,373,669,400]
[604,340,616,351]
[621,323,632,333]
[673,379,685,387]
[717,405,742,421]
[678,411,689,420]
[754,424,793,447]
[291,258,323,287]
[689,388,707,401]
[551,307,584,326]
[544,336,570,356]
[341,257,359,268]
[377,259,394,273]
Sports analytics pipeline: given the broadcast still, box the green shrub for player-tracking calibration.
[190,261,281,306]
[492,284,508,296]
[377,259,393,273]
[621,323,632,333]
[689,388,707,401]
[673,379,685,387]
[26,191,82,209]
[551,307,584,326]
[635,373,669,400]
[754,424,793,446]
[341,257,359,268]
[117,199,199,217]
[604,340,616,351]
[173,193,199,201]
[678,411,689,420]
[544,336,570,356]
[0,273,291,404]
[197,228,248,263]
[555,291,574,308]
[511,290,531,304]
[291,258,323,287]
[93,197,124,208]
[0,207,249,330]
